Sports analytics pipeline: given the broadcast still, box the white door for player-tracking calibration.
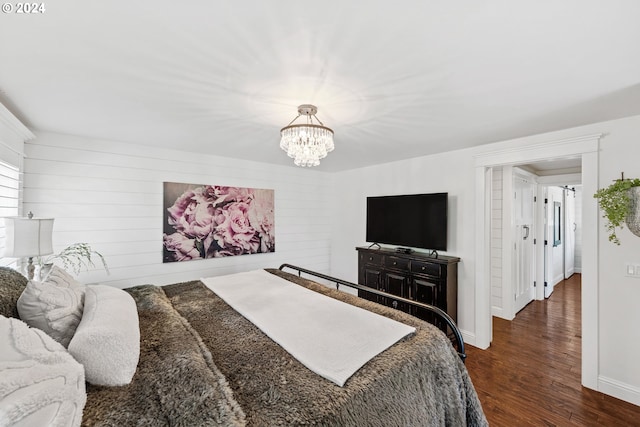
[513,175,535,313]
[545,187,565,298]
[564,188,576,278]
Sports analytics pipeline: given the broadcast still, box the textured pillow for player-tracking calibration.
[16,276,85,348]
[68,285,140,386]
[0,267,27,319]
[43,265,83,289]
[0,315,86,427]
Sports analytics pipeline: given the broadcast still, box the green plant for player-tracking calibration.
[41,243,109,275]
[593,178,640,245]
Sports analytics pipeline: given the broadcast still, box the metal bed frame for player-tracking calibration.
[278,263,466,362]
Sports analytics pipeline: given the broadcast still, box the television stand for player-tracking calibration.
[368,242,381,249]
[395,247,413,254]
[356,246,459,334]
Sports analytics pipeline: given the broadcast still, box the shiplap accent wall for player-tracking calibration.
[22,132,333,288]
[490,166,503,316]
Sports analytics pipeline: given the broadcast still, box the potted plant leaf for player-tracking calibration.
[594,177,640,245]
[39,243,109,278]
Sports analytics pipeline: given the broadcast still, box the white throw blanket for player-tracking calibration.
[201,269,416,386]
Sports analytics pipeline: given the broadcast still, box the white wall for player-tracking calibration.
[574,186,583,273]
[594,116,640,404]
[22,132,334,288]
[330,114,640,406]
[330,150,478,341]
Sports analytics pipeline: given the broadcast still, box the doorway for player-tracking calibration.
[490,167,580,319]
[474,133,601,390]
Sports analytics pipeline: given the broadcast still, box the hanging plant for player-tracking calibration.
[593,177,640,245]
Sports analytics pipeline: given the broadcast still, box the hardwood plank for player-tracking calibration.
[466,274,640,426]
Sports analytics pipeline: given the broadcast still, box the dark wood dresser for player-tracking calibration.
[356,246,460,332]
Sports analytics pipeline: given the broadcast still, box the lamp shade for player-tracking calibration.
[3,217,54,258]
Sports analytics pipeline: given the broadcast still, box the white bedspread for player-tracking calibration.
[201,269,415,386]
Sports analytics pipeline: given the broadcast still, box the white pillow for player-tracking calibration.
[0,315,86,427]
[68,285,140,386]
[17,272,85,348]
[43,265,83,289]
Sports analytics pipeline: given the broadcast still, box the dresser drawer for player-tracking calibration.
[411,260,441,277]
[385,256,410,270]
[360,251,383,265]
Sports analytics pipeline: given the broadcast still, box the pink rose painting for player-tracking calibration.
[163,182,275,262]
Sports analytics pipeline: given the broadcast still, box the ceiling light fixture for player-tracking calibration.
[280,104,334,167]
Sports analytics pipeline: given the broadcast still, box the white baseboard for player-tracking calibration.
[553,273,564,286]
[461,330,485,349]
[491,306,514,320]
[598,375,640,407]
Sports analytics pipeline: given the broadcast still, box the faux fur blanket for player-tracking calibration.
[82,285,245,426]
[164,269,488,426]
[80,269,487,426]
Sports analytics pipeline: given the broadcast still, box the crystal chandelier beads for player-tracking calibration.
[280,105,334,167]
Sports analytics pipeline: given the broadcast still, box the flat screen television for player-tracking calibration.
[366,192,448,251]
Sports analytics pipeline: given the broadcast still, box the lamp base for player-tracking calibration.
[26,256,35,281]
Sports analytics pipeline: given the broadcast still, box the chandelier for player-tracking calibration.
[280,104,334,167]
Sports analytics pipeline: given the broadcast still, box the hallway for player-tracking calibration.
[465,274,640,426]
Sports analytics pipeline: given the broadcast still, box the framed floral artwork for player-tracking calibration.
[163,182,275,262]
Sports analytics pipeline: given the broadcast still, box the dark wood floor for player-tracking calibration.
[465,274,640,426]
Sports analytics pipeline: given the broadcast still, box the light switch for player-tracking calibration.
[625,264,640,278]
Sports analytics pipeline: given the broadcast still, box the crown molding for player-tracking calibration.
[474,133,603,167]
[0,102,34,142]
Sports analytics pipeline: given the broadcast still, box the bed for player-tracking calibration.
[0,265,487,426]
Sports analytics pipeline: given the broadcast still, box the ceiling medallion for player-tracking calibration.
[280,104,334,167]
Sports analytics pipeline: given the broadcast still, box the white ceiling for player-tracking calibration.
[1,1,639,172]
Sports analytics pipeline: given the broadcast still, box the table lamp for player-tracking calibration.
[2,212,54,280]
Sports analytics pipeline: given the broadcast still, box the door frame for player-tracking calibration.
[474,133,601,390]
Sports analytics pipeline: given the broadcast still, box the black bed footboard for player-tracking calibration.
[278,263,466,362]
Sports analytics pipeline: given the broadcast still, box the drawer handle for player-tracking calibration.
[421,266,425,270]
[369,257,373,261]
[393,261,397,265]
